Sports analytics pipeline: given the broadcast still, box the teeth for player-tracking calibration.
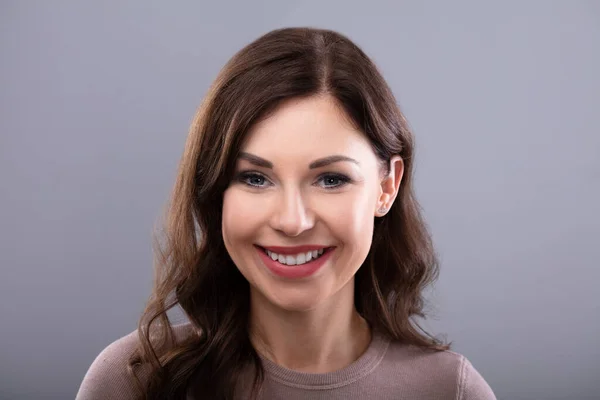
[285,255,296,265]
[297,252,306,264]
[265,248,327,266]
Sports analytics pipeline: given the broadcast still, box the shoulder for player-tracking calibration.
[383,341,496,400]
[75,322,194,400]
[452,352,497,400]
[75,328,142,400]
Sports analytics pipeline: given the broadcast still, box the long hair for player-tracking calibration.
[129,27,449,399]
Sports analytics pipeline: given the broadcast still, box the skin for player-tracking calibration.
[222,95,404,373]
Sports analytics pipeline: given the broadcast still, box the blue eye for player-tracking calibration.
[318,174,351,188]
[236,171,351,189]
[238,172,270,188]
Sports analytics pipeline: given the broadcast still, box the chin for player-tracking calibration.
[265,287,327,312]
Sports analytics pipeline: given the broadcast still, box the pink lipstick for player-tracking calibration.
[255,245,334,279]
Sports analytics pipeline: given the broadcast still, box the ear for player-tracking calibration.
[375,156,404,217]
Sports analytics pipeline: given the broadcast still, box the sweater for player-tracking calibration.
[76,323,496,399]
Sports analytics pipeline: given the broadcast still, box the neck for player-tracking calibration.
[249,279,372,373]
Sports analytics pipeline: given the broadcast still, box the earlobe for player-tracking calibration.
[376,205,389,216]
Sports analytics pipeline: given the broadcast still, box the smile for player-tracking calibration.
[255,245,335,279]
[264,248,325,266]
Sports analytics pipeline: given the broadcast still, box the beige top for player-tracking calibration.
[76,323,496,399]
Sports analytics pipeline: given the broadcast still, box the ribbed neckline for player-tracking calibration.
[258,330,390,390]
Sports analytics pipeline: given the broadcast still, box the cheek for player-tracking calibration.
[222,188,270,249]
[320,187,376,249]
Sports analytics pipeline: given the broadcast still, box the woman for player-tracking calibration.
[76,27,496,399]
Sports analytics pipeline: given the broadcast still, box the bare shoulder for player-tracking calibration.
[384,341,497,399]
[75,322,194,400]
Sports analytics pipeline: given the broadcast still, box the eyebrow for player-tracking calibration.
[238,152,359,169]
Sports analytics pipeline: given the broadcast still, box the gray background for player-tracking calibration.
[1,1,599,399]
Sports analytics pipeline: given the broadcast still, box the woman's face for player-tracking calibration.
[222,95,396,312]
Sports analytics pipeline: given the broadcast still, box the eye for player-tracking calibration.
[317,173,352,189]
[237,172,271,188]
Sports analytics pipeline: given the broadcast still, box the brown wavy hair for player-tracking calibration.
[129,27,450,399]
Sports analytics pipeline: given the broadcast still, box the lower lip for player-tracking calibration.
[256,247,334,279]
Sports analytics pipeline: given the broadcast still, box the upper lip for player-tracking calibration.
[257,245,332,254]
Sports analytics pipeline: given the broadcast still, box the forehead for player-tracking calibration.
[241,96,372,156]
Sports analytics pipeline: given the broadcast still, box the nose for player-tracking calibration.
[270,187,314,237]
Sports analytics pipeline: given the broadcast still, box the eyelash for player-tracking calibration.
[236,171,352,189]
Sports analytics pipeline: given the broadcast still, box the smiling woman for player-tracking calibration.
[76,27,496,400]
[223,96,401,310]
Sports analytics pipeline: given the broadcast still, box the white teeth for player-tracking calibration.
[265,248,327,266]
[297,252,306,264]
[285,255,296,265]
